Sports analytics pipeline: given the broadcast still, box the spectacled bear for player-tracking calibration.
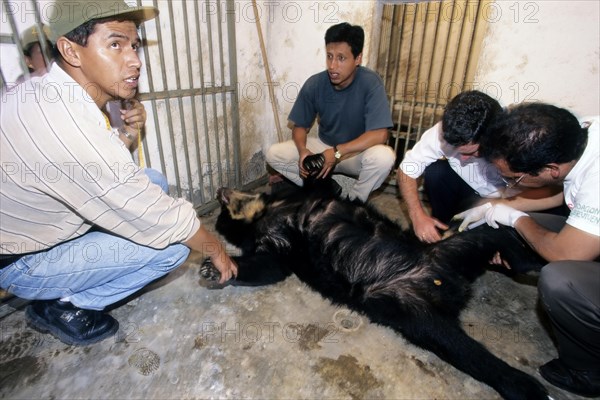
[201,186,548,400]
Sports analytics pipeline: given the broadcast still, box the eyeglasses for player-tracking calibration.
[501,174,526,189]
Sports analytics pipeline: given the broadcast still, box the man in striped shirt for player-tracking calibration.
[0,0,237,346]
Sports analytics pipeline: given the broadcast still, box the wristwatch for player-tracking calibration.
[333,145,342,161]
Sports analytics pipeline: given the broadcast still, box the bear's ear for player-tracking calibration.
[217,187,232,205]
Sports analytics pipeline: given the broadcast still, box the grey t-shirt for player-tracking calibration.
[289,67,393,146]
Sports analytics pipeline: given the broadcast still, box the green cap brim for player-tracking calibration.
[49,2,159,43]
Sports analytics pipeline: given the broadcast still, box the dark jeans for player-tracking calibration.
[423,159,481,224]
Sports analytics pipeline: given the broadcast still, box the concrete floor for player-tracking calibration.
[0,185,590,400]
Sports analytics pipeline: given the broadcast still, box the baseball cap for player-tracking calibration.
[48,0,159,42]
[20,24,51,49]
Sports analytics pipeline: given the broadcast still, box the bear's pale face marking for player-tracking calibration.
[222,190,266,222]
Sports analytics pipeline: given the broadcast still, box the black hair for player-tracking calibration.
[325,22,364,58]
[441,90,503,146]
[480,102,588,175]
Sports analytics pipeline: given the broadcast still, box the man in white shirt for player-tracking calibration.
[455,103,599,397]
[397,90,506,243]
[0,0,237,346]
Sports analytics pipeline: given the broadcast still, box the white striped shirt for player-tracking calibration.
[0,64,200,254]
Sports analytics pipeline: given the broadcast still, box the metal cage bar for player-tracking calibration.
[378,0,490,165]
[140,0,242,210]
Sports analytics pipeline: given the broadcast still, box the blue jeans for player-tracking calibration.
[0,168,190,310]
[143,167,169,193]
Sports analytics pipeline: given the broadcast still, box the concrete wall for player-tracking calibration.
[474,0,599,117]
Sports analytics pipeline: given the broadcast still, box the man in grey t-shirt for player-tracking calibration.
[266,22,395,202]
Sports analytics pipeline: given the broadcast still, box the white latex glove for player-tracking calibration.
[484,204,528,229]
[452,202,492,232]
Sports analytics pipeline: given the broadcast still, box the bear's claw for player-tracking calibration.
[199,258,222,282]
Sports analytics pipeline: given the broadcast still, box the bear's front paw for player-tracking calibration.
[198,258,225,289]
[200,258,222,281]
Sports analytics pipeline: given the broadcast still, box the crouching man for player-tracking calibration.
[0,0,236,346]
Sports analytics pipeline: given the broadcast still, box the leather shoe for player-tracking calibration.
[26,300,119,346]
[539,358,600,398]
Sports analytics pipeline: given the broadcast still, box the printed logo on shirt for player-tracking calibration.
[570,202,600,226]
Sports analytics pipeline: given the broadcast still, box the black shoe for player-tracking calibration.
[26,300,119,346]
[539,358,600,398]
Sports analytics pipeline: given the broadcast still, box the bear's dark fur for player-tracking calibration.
[202,186,548,400]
